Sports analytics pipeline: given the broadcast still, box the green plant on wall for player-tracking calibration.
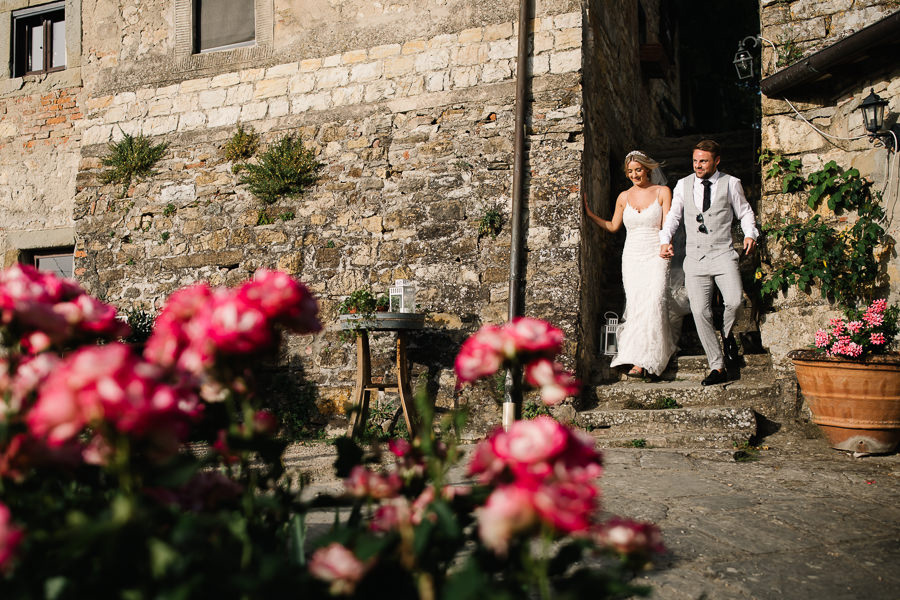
[757,151,893,309]
[238,134,320,204]
[478,207,503,238]
[223,124,260,171]
[100,132,168,198]
[776,36,804,68]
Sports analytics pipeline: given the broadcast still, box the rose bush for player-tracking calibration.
[0,264,661,598]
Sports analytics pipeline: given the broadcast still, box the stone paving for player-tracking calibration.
[287,429,900,600]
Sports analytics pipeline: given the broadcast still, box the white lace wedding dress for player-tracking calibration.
[610,199,678,375]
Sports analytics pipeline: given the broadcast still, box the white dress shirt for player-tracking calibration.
[659,171,759,244]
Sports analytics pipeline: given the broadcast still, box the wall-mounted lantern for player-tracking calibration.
[733,36,761,80]
[602,311,620,356]
[859,89,898,152]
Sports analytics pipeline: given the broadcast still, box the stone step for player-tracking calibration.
[612,353,772,382]
[576,406,757,449]
[591,378,780,414]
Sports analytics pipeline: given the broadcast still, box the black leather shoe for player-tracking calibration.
[701,369,728,386]
[722,333,741,367]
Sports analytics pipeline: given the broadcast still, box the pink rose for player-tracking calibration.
[492,416,569,467]
[532,480,597,533]
[524,359,579,406]
[0,503,23,573]
[594,517,665,558]
[454,327,505,383]
[309,543,369,595]
[504,317,564,356]
[477,483,538,555]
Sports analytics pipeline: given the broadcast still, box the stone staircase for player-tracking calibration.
[575,353,779,449]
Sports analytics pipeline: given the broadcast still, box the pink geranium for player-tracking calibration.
[0,503,23,573]
[309,543,370,595]
[812,300,898,358]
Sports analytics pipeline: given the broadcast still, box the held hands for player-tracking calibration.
[660,244,673,259]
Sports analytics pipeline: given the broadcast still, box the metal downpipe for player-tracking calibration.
[503,0,531,431]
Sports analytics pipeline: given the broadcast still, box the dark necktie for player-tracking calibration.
[701,179,712,212]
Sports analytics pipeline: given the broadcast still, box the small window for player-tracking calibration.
[12,1,66,77]
[194,0,255,53]
[22,247,74,279]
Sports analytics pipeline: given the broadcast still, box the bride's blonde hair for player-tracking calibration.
[623,150,661,173]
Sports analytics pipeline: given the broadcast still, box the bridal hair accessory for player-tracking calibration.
[625,150,649,162]
[624,150,667,186]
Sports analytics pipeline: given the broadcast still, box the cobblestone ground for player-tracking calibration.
[286,429,900,600]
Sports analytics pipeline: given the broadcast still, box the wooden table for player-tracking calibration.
[339,313,425,438]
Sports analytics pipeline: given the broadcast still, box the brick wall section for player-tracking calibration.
[73,12,585,434]
[758,0,900,369]
[0,87,84,260]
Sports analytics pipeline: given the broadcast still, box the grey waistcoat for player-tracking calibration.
[682,174,735,261]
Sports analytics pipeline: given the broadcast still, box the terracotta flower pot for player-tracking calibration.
[789,350,900,454]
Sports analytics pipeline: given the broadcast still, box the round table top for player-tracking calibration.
[338,312,426,331]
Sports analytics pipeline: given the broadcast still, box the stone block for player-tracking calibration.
[553,12,582,29]
[370,44,401,59]
[198,89,227,110]
[225,83,254,106]
[549,49,581,74]
[402,40,427,55]
[240,102,268,121]
[292,92,331,113]
[331,85,365,107]
[554,28,581,50]
[458,27,483,44]
[210,72,241,88]
[415,49,450,72]
[484,22,513,42]
[207,106,241,128]
[482,61,512,83]
[452,44,488,66]
[350,61,382,83]
[450,66,480,89]
[254,78,289,99]
[266,63,298,78]
[384,55,416,78]
[178,111,206,131]
[180,78,211,93]
[316,67,350,89]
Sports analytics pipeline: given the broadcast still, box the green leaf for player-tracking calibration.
[148,537,178,577]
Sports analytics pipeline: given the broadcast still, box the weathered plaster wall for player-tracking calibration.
[759,0,900,370]
[71,4,585,434]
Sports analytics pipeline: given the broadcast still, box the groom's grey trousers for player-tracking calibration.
[683,254,742,371]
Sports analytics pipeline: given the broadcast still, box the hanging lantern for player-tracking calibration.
[603,311,620,356]
[389,279,416,313]
[859,89,888,135]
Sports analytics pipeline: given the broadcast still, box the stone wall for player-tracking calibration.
[68,2,586,434]
[580,0,678,385]
[759,0,900,370]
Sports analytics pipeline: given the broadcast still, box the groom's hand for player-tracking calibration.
[743,237,756,255]
[660,244,673,259]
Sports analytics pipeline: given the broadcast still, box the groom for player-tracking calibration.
[659,140,758,385]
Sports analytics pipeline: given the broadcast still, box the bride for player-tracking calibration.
[583,151,681,378]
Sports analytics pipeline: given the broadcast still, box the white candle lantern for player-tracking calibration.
[389,279,416,313]
[603,311,619,356]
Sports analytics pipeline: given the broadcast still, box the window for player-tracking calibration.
[194,0,255,53]
[12,1,66,77]
[21,247,74,279]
